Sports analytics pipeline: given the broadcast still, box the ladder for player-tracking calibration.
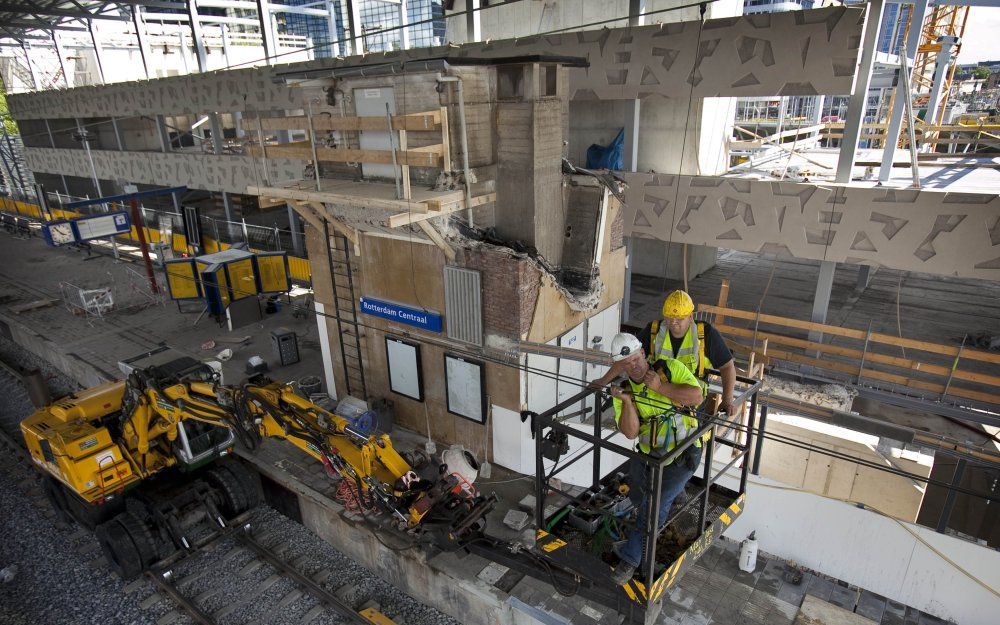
[325,228,367,399]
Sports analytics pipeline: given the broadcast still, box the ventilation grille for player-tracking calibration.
[443,266,483,346]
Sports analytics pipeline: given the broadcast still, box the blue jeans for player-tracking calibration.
[617,445,702,569]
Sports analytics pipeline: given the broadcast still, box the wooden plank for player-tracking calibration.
[247,184,430,213]
[248,111,441,132]
[417,221,456,262]
[716,279,730,327]
[247,144,443,168]
[388,193,496,228]
[399,128,411,200]
[718,324,1000,390]
[700,304,1000,366]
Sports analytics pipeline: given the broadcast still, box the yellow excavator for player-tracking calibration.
[21,354,495,579]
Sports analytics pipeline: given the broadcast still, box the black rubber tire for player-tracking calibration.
[204,463,250,517]
[41,476,72,524]
[224,462,263,510]
[95,512,157,580]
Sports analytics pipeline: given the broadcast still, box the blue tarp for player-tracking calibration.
[585,128,625,170]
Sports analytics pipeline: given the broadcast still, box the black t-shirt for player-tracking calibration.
[637,320,733,371]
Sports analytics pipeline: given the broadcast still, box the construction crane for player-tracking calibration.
[21,354,496,579]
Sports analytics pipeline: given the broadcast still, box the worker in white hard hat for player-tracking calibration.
[593,290,737,416]
[605,333,704,585]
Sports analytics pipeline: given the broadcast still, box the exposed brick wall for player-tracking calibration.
[460,246,540,340]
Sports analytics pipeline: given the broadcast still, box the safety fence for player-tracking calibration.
[0,189,311,284]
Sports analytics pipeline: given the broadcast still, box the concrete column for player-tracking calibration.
[209,112,225,155]
[172,190,182,213]
[466,0,481,43]
[809,260,836,343]
[835,0,884,184]
[255,0,278,63]
[132,7,153,80]
[399,0,410,50]
[51,32,69,88]
[187,1,208,72]
[879,0,928,181]
[88,20,107,84]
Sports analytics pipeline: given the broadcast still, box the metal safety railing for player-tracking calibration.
[524,372,763,606]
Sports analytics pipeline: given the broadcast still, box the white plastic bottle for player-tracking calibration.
[739,531,758,573]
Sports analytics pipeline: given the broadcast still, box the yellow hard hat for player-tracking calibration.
[662,290,694,318]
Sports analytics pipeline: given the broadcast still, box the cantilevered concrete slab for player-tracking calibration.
[7,7,863,120]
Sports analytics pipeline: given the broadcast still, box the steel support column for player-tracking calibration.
[466,0,481,43]
[188,0,208,72]
[923,35,959,134]
[879,0,929,181]
[808,260,836,344]
[835,0,884,183]
[51,32,69,88]
[156,114,172,152]
[287,205,304,256]
[255,0,278,63]
[20,42,38,90]
[620,0,645,324]
[43,120,71,194]
[88,20,107,84]
[399,0,410,50]
[111,117,126,151]
[347,0,363,55]
[132,7,153,79]
[327,0,341,57]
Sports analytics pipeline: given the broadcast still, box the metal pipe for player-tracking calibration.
[751,402,767,476]
[386,102,401,199]
[306,99,321,191]
[437,74,474,226]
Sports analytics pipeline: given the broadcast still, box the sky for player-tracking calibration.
[956,7,1000,64]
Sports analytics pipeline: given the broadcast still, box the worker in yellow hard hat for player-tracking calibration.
[592,290,737,416]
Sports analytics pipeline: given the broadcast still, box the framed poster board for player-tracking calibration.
[386,336,423,401]
[444,353,486,423]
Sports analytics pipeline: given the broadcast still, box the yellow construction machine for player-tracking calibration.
[21,354,495,578]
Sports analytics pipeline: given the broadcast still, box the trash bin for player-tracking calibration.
[299,374,322,397]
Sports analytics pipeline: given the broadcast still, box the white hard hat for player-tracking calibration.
[610,333,642,362]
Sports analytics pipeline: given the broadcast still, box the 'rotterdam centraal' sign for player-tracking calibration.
[359,297,442,333]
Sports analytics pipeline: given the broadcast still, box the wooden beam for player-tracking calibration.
[247,144,443,168]
[246,111,441,132]
[388,193,496,228]
[417,221,456,262]
[287,200,325,232]
[306,201,359,249]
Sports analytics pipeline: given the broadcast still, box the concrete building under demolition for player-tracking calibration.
[0,2,998,625]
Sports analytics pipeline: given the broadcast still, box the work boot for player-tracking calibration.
[611,562,636,585]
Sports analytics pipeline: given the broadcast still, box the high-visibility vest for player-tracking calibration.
[612,360,702,458]
[650,320,711,385]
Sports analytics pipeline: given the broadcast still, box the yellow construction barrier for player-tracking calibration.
[0,197,312,283]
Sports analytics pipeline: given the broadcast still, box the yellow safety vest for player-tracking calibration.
[650,320,711,385]
[612,359,702,458]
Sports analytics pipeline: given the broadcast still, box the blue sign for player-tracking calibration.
[359,297,442,333]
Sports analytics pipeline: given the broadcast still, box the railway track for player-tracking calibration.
[0,359,400,625]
